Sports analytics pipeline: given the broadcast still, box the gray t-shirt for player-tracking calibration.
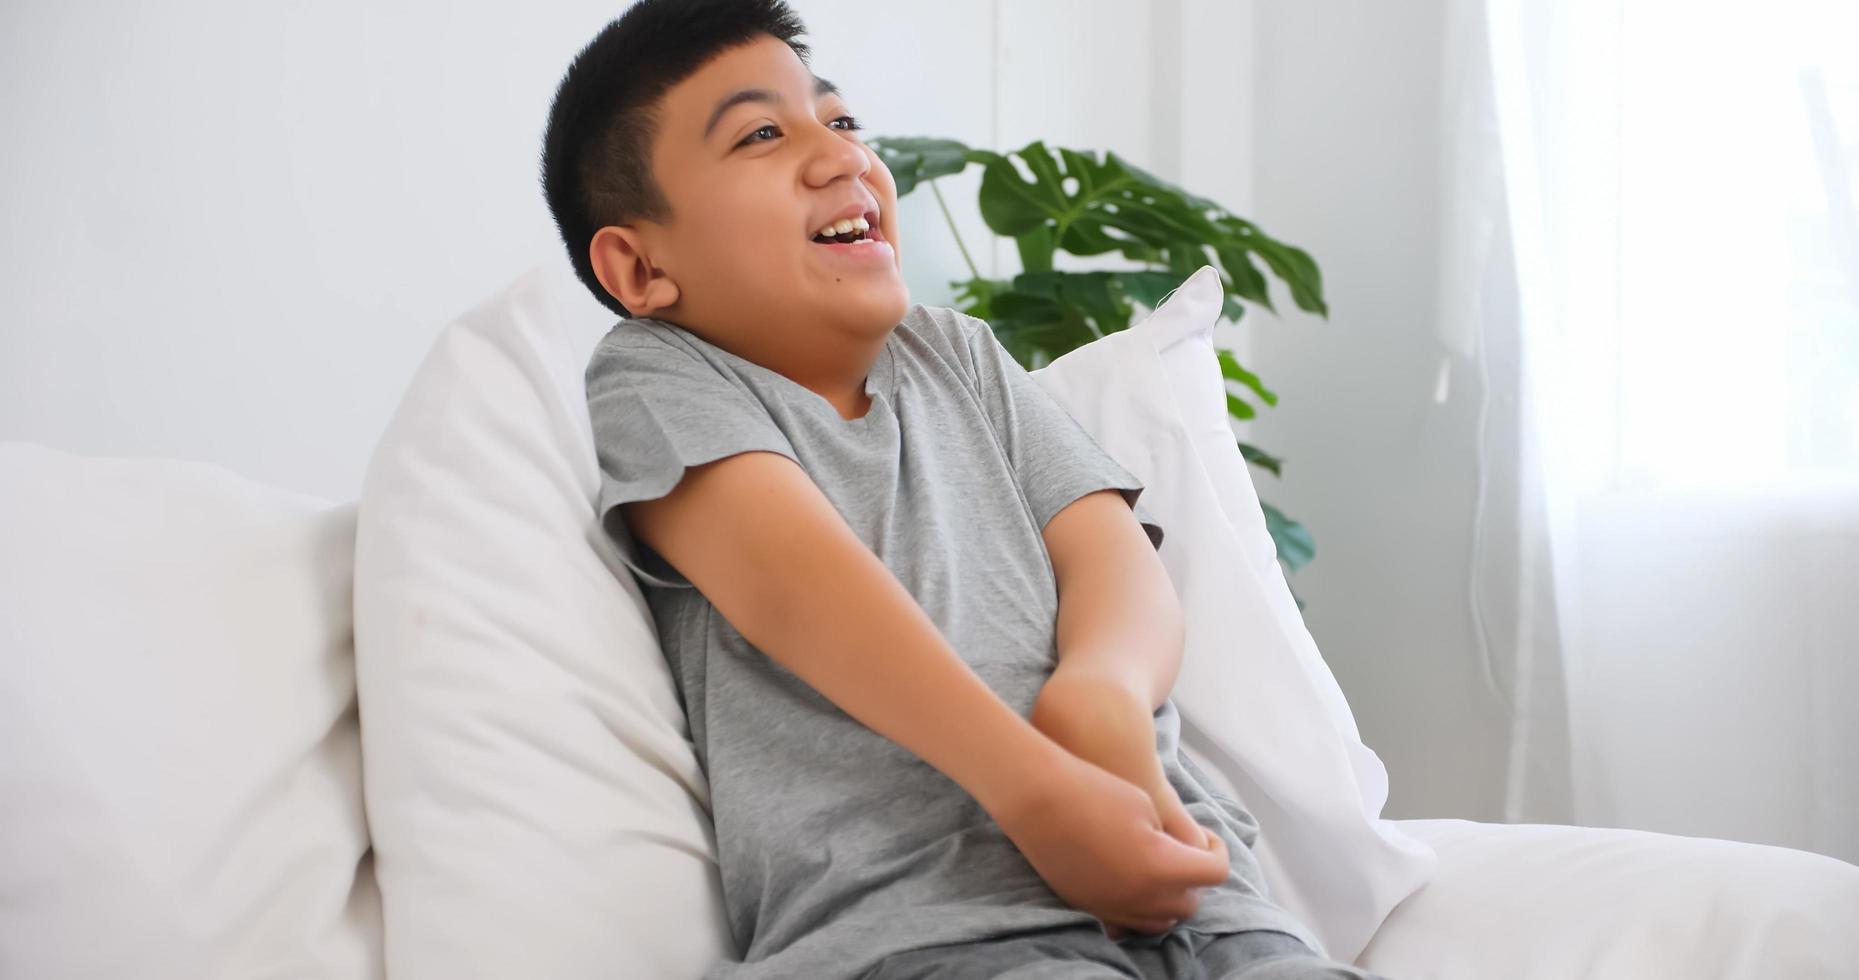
[584,303,1318,979]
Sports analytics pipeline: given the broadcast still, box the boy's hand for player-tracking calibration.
[1028,667,1220,939]
[1032,668,1214,847]
[989,668,1222,939]
[988,742,1229,941]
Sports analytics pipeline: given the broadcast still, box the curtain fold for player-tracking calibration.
[1447,0,1859,863]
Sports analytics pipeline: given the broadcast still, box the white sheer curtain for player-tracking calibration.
[1444,0,1859,863]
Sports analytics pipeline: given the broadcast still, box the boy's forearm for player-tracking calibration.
[736,518,1072,821]
[1050,519,1186,713]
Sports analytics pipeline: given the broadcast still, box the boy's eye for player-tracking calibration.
[735,115,863,148]
[738,124,780,147]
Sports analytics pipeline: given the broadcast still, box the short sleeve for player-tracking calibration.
[956,313,1165,552]
[584,340,803,590]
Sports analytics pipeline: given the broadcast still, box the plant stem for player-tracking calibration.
[929,179,981,280]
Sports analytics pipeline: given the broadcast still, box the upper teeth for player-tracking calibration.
[816,215,871,238]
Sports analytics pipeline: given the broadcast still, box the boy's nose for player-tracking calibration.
[802,125,871,187]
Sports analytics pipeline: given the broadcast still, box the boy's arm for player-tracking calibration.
[1034,487,1211,889]
[1044,489,1186,713]
[620,448,1073,819]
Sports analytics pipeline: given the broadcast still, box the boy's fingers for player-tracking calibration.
[1150,827,1231,887]
[1156,797,1204,848]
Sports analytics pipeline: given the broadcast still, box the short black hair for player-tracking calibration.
[539,0,812,318]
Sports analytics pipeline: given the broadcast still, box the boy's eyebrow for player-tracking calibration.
[702,75,841,143]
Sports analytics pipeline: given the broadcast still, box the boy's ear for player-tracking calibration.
[590,225,681,317]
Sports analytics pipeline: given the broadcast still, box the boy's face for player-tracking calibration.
[594,34,908,339]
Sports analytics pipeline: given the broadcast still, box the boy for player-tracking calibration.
[542,2,1392,978]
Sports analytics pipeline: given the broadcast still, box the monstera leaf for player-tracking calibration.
[869,136,969,196]
[965,140,1325,316]
[870,134,1326,590]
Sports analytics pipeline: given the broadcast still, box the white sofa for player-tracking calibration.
[4,263,1857,980]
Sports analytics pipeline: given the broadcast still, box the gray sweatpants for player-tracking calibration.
[857,924,1394,979]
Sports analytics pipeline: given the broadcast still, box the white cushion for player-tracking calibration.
[1146,267,1367,751]
[352,262,730,979]
[1362,817,1859,979]
[0,441,381,980]
[1029,266,1436,964]
[351,259,1426,976]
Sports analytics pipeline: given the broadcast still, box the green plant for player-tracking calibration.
[869,135,1327,600]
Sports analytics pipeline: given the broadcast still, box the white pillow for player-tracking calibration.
[1362,817,1859,979]
[1030,265,1437,964]
[1128,266,1413,832]
[1145,267,1366,748]
[352,262,731,979]
[352,260,1429,976]
[0,441,381,980]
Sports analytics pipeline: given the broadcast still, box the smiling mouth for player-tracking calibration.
[809,210,881,245]
[812,227,870,244]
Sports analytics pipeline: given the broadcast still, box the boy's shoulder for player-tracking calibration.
[582,317,722,388]
[900,301,982,345]
[591,316,696,358]
[898,303,994,378]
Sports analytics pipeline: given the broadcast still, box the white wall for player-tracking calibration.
[1,2,623,499]
[0,0,1247,502]
[3,0,1504,820]
[1247,0,1523,821]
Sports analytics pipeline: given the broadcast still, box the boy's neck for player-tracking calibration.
[668,313,891,422]
[757,330,885,421]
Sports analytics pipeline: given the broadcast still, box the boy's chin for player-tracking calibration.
[811,280,911,330]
